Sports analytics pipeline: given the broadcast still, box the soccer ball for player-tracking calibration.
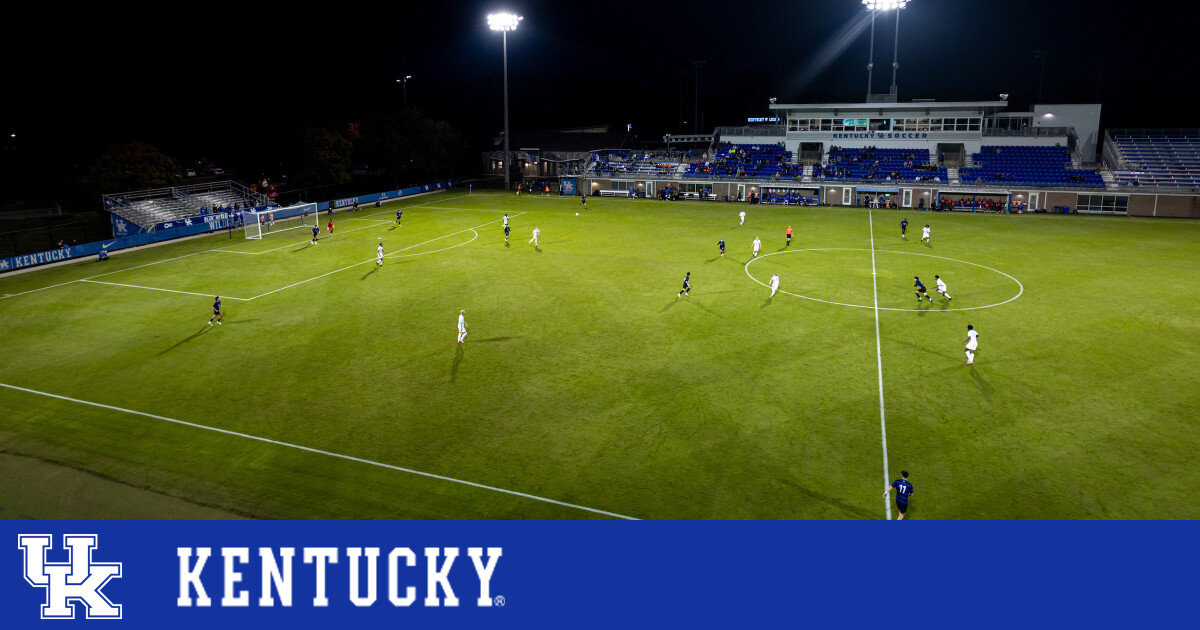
[575,212,579,216]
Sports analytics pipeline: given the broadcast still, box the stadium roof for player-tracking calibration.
[770,100,1009,113]
[489,127,636,153]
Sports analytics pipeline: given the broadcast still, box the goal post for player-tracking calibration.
[243,203,318,240]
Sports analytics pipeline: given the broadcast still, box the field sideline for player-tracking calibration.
[1,190,1198,520]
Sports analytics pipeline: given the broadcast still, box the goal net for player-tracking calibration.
[244,203,318,240]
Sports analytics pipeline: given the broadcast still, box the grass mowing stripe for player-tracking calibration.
[869,210,892,521]
[0,382,639,521]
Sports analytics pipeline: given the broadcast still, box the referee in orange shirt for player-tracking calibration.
[785,225,793,246]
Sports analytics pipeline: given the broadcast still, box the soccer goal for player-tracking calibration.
[244,203,318,240]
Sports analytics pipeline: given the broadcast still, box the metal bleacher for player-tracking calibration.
[587,150,682,178]
[684,143,800,179]
[1106,130,1200,188]
[103,181,267,230]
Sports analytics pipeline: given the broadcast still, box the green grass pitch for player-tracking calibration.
[1,191,1198,519]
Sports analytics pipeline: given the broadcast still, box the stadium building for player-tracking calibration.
[574,99,1200,218]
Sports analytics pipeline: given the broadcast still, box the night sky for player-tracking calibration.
[2,1,1194,163]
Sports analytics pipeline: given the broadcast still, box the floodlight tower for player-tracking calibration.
[397,75,412,109]
[489,12,522,191]
[863,0,909,101]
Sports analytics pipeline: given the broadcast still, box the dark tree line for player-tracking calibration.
[1,109,468,214]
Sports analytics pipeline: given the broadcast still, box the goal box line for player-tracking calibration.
[245,203,318,240]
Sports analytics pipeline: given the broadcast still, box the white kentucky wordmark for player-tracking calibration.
[177,546,502,608]
[18,534,123,620]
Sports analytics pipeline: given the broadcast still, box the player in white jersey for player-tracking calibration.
[503,214,509,228]
[964,324,979,365]
[376,242,385,266]
[458,310,468,344]
[752,236,761,257]
[921,224,931,243]
[935,275,952,300]
[739,210,746,226]
[769,273,780,297]
[529,226,540,246]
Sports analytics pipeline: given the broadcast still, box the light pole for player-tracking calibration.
[866,8,876,100]
[863,0,909,101]
[489,12,522,191]
[396,75,412,109]
[1033,50,1046,104]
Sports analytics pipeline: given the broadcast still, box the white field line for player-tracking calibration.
[80,280,248,300]
[743,248,1024,312]
[211,220,392,255]
[0,194,473,301]
[244,214,522,301]
[330,192,470,222]
[1,279,84,300]
[211,193,471,255]
[869,211,892,521]
[420,206,526,213]
[1,252,210,300]
[88,251,209,279]
[0,381,637,520]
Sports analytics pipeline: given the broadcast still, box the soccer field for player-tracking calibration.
[2,190,1198,520]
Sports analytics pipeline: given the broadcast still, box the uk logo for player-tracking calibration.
[18,535,123,620]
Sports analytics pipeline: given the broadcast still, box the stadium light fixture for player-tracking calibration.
[489,12,522,191]
[862,0,907,10]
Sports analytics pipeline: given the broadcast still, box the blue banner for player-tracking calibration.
[2,180,457,274]
[329,180,455,210]
[0,521,1195,628]
[111,215,147,238]
[0,221,221,273]
[559,178,577,196]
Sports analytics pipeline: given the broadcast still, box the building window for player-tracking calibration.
[1076,194,1128,213]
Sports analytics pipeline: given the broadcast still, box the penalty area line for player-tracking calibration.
[0,382,638,521]
[79,280,248,300]
[245,213,524,301]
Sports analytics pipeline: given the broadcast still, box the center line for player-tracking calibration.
[868,210,892,521]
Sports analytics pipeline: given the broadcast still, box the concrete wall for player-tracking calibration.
[1131,194,1200,218]
[1043,191,1077,211]
[578,176,1200,216]
[1032,104,1102,162]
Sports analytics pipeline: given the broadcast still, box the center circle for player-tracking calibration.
[744,248,1023,312]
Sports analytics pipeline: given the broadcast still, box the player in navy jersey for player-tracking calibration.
[883,470,914,519]
[208,296,223,326]
[913,276,932,302]
[718,239,725,257]
[311,225,319,244]
[504,223,511,242]
[901,218,908,239]
[395,210,403,227]
[677,272,691,298]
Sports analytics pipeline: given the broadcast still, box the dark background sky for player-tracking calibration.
[2,0,1194,163]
